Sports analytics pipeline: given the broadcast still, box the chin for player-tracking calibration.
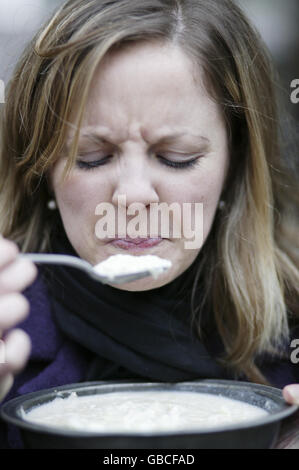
[108,275,172,292]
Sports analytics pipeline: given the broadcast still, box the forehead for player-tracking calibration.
[77,41,226,145]
[92,40,201,88]
[87,42,203,105]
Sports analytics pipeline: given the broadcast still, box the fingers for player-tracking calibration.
[1,329,31,375]
[0,237,36,402]
[0,329,31,402]
[0,373,13,403]
[0,237,38,294]
[0,238,19,269]
[0,257,37,295]
[283,384,299,405]
[0,293,30,330]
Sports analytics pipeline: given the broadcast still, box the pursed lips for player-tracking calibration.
[108,237,164,250]
[110,237,162,244]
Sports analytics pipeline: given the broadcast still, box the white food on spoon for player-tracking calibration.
[93,254,172,280]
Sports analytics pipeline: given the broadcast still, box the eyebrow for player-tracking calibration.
[78,132,110,145]
[145,131,211,146]
[67,128,211,149]
[64,132,108,153]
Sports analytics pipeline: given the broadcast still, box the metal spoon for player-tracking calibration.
[20,253,169,285]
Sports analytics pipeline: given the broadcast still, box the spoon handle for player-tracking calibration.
[20,253,92,274]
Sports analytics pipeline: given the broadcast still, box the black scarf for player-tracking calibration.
[43,222,234,382]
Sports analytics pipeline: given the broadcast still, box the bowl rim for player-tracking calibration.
[1,379,298,438]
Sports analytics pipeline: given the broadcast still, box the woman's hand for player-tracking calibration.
[0,236,37,402]
[283,384,299,405]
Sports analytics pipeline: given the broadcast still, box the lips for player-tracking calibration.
[115,237,157,244]
[110,237,163,250]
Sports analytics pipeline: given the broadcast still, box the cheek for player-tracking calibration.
[54,172,110,216]
[167,165,227,238]
[163,171,224,206]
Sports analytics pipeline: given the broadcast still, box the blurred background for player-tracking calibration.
[0,0,298,122]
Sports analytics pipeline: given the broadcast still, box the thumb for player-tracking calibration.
[283,384,299,406]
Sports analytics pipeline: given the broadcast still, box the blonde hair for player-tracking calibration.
[0,0,298,383]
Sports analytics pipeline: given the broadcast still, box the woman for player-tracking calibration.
[0,0,298,448]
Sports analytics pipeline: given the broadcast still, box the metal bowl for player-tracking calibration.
[1,379,297,449]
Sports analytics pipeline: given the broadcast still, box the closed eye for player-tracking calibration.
[76,153,203,171]
[76,155,113,169]
[157,155,202,170]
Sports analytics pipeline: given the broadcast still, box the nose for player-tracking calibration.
[111,155,159,208]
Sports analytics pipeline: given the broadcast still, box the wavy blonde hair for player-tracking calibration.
[0,0,298,383]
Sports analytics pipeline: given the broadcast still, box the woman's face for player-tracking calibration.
[51,42,229,291]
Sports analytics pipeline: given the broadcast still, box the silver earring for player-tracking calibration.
[47,199,57,210]
[218,200,226,211]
